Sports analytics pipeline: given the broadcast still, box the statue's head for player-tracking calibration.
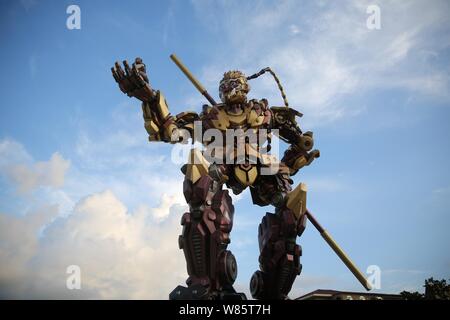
[219,70,250,104]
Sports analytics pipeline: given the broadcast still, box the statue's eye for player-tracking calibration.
[229,80,239,88]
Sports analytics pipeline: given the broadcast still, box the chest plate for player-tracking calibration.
[207,100,269,131]
[201,100,273,188]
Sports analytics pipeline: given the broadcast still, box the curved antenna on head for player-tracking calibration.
[247,67,289,108]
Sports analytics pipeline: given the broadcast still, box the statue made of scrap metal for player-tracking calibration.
[112,54,370,300]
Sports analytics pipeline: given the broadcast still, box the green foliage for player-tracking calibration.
[400,277,450,300]
[400,290,423,300]
[424,278,450,300]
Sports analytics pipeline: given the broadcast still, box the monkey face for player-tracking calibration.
[219,71,250,105]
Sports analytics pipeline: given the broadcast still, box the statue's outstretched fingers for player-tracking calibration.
[123,60,132,77]
[112,66,127,93]
[111,67,120,83]
[115,61,125,79]
[127,67,142,89]
[132,63,146,87]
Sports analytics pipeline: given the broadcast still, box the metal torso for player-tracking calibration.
[201,99,273,189]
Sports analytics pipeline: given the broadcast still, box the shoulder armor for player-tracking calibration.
[247,99,271,127]
[174,111,199,125]
[201,104,227,131]
[271,107,303,125]
[270,106,303,143]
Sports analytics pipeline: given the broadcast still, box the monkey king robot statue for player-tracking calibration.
[112,55,371,300]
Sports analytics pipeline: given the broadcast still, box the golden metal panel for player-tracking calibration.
[286,182,307,219]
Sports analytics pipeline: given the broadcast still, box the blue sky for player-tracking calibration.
[0,0,449,299]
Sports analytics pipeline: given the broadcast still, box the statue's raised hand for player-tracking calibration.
[111,57,155,102]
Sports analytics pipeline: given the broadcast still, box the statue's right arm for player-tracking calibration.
[112,58,198,143]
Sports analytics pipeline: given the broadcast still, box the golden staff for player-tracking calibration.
[170,53,371,291]
[170,54,217,106]
[305,209,372,291]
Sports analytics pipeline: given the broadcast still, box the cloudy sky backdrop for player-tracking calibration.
[0,0,449,299]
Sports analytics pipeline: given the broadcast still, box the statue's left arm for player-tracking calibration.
[112,58,199,144]
[270,107,320,176]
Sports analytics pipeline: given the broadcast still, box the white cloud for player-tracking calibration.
[0,123,250,299]
[289,24,300,35]
[191,0,450,126]
[1,140,70,196]
[307,176,347,193]
[383,30,417,65]
[0,131,191,299]
[4,0,448,298]
[0,189,188,299]
[65,103,188,211]
[0,126,192,299]
[0,138,32,168]
[0,204,59,294]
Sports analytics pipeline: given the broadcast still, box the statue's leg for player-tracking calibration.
[250,168,307,299]
[170,150,237,299]
[251,207,307,299]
